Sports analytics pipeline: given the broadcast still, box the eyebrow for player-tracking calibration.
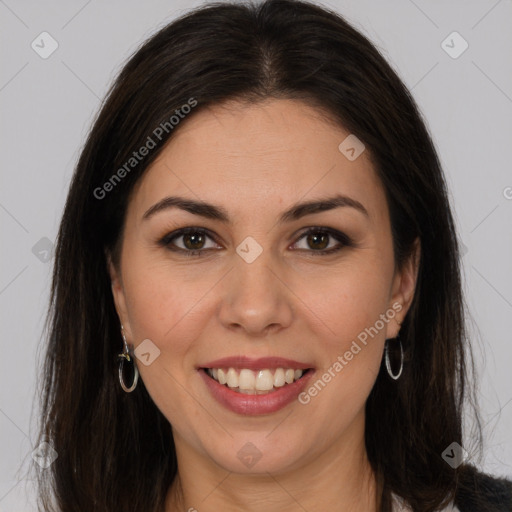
[142,194,369,223]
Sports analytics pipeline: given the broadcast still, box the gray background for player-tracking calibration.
[1,0,511,509]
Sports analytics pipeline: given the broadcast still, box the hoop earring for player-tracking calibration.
[385,336,403,380]
[118,325,139,393]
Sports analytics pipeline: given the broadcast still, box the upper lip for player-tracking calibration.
[199,356,314,370]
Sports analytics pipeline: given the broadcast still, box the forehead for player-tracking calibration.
[127,98,388,224]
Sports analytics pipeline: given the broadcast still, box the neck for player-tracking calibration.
[165,411,380,512]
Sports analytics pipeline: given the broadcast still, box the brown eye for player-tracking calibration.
[160,226,352,257]
[182,232,206,250]
[306,231,330,251]
[292,227,352,255]
[160,227,220,256]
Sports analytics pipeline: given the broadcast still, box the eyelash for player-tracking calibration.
[158,226,353,257]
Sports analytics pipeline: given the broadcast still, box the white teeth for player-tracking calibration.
[217,368,227,385]
[273,368,285,387]
[226,368,238,388]
[255,370,274,391]
[206,366,307,393]
[239,369,255,390]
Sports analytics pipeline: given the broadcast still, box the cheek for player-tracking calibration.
[299,258,393,348]
[121,254,207,356]
[120,257,210,425]
[297,267,390,428]
[295,255,393,415]
[122,240,393,353]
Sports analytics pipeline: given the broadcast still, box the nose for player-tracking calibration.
[217,246,294,337]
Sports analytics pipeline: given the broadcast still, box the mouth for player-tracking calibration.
[197,356,315,415]
[201,367,313,395]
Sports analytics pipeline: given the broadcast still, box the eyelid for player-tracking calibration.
[159,227,221,250]
[158,226,353,256]
[292,226,353,252]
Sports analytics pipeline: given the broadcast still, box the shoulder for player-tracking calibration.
[454,464,512,512]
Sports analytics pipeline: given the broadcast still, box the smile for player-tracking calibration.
[204,367,309,394]
[198,356,315,415]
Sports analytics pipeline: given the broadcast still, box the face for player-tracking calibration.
[109,98,418,477]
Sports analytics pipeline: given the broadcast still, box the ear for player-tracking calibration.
[106,251,132,337]
[385,237,421,339]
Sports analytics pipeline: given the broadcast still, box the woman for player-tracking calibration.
[33,0,512,510]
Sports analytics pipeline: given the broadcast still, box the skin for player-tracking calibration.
[108,98,420,512]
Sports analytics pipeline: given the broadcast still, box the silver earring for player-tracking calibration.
[118,325,139,392]
[385,336,403,380]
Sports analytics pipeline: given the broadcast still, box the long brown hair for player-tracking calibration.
[32,1,483,510]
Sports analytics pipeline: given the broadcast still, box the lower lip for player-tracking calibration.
[199,369,315,415]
